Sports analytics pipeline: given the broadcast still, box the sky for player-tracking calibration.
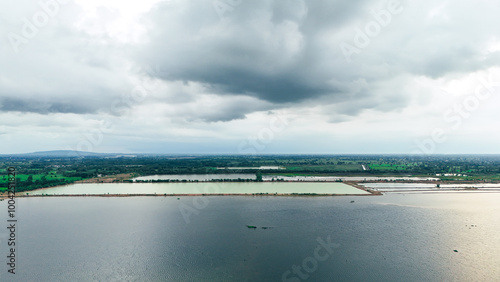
[1,0,500,155]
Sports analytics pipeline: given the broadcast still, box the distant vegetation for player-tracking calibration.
[2,154,500,192]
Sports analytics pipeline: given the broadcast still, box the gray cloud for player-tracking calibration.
[133,0,500,118]
[2,0,500,153]
[3,0,499,120]
[136,0,354,104]
[0,97,94,114]
[0,0,134,115]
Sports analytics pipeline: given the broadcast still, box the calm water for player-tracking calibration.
[134,174,257,181]
[132,174,439,182]
[0,193,499,281]
[362,183,500,192]
[263,176,440,181]
[26,182,368,195]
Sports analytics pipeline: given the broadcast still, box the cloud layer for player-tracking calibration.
[1,0,500,154]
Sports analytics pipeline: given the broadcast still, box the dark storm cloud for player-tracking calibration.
[191,102,259,122]
[136,0,373,104]
[2,0,500,154]
[2,0,500,122]
[188,70,335,103]
[136,0,500,117]
[0,97,94,114]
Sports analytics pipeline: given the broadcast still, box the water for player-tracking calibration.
[26,182,368,195]
[0,193,499,281]
[263,176,440,181]
[361,183,500,192]
[216,167,284,170]
[132,174,439,182]
[134,174,257,181]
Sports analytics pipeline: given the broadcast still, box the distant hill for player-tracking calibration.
[5,150,108,157]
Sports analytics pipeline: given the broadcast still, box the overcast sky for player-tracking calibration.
[1,0,500,154]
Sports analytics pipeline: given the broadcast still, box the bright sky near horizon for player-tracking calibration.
[1,0,500,154]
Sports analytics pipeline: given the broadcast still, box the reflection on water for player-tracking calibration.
[0,193,498,281]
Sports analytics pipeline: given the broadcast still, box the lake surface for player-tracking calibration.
[216,166,285,170]
[26,182,369,195]
[0,193,499,281]
[361,183,500,192]
[134,174,257,181]
[263,176,440,181]
[132,174,439,182]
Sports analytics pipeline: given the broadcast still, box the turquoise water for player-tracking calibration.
[27,182,369,195]
[134,174,257,181]
[361,183,500,192]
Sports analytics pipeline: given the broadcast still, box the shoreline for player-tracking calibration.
[5,175,500,199]
[9,181,376,198]
[74,173,134,184]
[344,181,381,195]
[9,178,378,197]
[13,193,378,198]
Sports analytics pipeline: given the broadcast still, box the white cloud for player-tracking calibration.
[2,0,500,154]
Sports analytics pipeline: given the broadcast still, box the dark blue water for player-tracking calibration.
[1,193,499,281]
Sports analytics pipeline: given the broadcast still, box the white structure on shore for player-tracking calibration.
[216,166,285,170]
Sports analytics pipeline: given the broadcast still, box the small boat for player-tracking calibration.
[246,225,257,229]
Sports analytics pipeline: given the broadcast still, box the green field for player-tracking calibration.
[368,164,408,171]
[0,172,85,192]
[438,174,500,181]
[0,173,83,183]
[2,154,500,193]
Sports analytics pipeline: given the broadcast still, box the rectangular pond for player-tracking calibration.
[133,174,256,181]
[132,174,439,182]
[25,182,370,195]
[360,183,500,192]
